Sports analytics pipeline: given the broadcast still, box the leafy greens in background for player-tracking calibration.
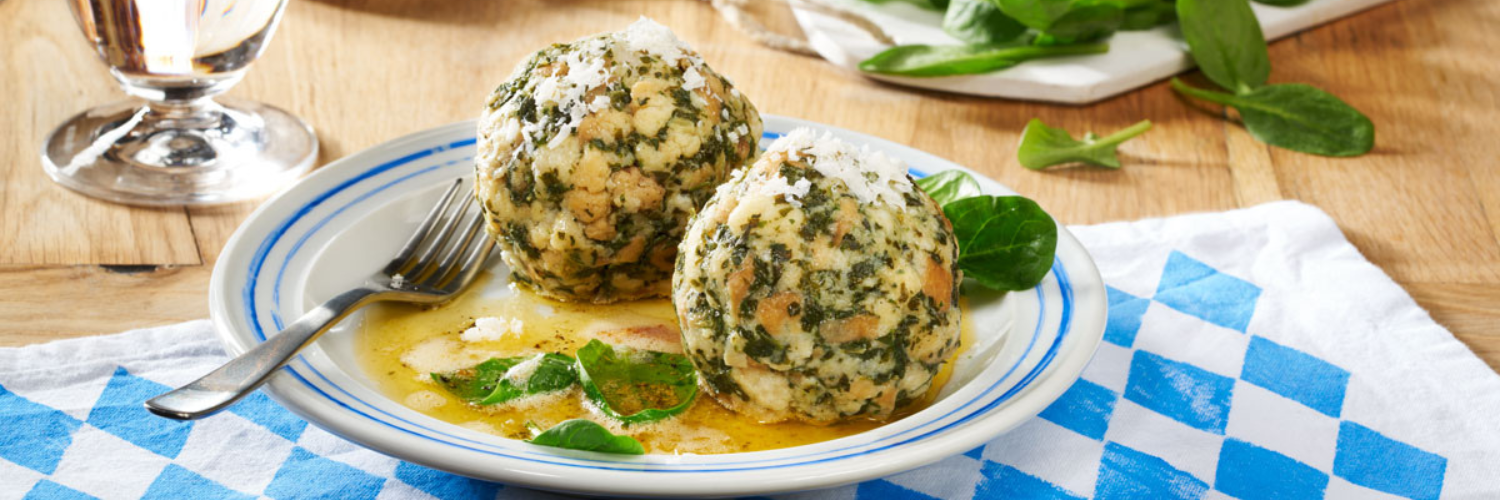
[857,0,1374,158]
[1172,0,1374,156]
[1119,1,1175,30]
[1017,118,1152,169]
[915,172,1058,291]
[858,0,1375,157]
[944,0,1026,44]
[575,339,698,425]
[860,41,1107,76]
[1176,0,1268,94]
[857,0,1176,76]
[431,353,577,406]
[526,419,645,455]
[1171,80,1373,156]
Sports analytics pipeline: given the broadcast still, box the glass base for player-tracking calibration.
[41,97,317,206]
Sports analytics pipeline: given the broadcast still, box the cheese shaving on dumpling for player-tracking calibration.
[750,175,813,207]
[765,128,914,208]
[682,66,706,91]
[507,17,708,153]
[620,17,701,67]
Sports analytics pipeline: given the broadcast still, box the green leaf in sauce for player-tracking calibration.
[431,353,577,406]
[526,419,645,455]
[943,195,1058,291]
[575,339,698,425]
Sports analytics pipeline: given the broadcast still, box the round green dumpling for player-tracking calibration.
[673,128,961,424]
[476,19,762,303]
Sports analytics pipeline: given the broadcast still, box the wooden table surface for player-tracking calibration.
[2,0,1497,368]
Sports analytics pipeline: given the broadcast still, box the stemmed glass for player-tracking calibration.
[43,0,317,206]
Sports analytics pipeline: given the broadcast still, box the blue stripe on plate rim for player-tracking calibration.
[240,131,1074,472]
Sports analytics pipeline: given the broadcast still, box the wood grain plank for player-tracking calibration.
[1261,0,1500,284]
[1406,283,1500,372]
[1394,0,1500,254]
[0,266,210,346]
[934,82,1242,225]
[0,0,200,266]
[1221,109,1286,207]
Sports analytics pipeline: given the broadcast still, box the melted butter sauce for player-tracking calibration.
[357,274,971,455]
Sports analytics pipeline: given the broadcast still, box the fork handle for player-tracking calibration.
[145,287,385,420]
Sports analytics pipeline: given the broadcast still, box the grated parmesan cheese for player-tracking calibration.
[750,175,813,207]
[765,128,913,208]
[504,17,708,153]
[620,17,701,67]
[682,66,706,91]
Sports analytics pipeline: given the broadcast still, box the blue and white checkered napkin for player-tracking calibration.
[4,201,1497,500]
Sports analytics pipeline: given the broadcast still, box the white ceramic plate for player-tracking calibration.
[208,115,1106,497]
[792,0,1393,103]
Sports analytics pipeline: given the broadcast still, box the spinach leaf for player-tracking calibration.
[1176,0,1269,94]
[1017,118,1152,169]
[526,419,644,455]
[860,0,950,9]
[431,353,577,406]
[859,41,1108,77]
[993,0,1076,30]
[575,340,698,425]
[915,170,983,206]
[1031,2,1122,45]
[943,196,1058,291]
[944,0,1027,45]
[1171,79,1375,157]
[1119,0,1175,30]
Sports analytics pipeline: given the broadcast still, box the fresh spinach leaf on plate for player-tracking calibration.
[914,172,1059,291]
[915,170,984,206]
[1171,79,1375,157]
[859,41,1108,77]
[1017,118,1152,169]
[432,353,578,406]
[943,195,1058,291]
[575,340,698,425]
[1176,0,1270,94]
[526,419,645,455]
[944,0,1028,45]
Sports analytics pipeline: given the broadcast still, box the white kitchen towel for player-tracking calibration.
[3,201,1497,500]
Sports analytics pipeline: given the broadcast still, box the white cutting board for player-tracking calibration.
[791,0,1394,103]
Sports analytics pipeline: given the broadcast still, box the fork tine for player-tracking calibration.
[422,211,487,289]
[444,234,496,294]
[408,189,476,282]
[382,179,464,276]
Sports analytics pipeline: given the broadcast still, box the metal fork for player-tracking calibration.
[146,179,495,420]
